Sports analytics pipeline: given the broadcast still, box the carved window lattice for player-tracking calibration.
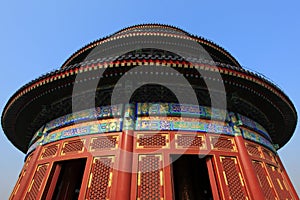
[61,139,84,155]
[137,155,164,200]
[10,154,34,200]
[175,134,205,149]
[137,134,169,149]
[274,156,280,166]
[90,136,118,151]
[252,161,277,199]
[86,156,114,200]
[211,136,236,151]
[40,144,59,159]
[266,164,293,200]
[263,149,275,162]
[25,163,49,200]
[246,143,262,158]
[221,157,248,200]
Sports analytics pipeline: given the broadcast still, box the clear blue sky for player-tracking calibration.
[0,1,299,198]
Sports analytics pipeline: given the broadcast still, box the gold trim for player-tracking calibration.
[115,136,119,149]
[210,136,237,152]
[108,172,113,187]
[234,157,237,164]
[89,135,119,152]
[277,178,283,190]
[39,144,59,160]
[159,154,163,161]
[136,133,169,149]
[138,155,146,162]
[175,134,206,150]
[61,139,85,155]
[231,139,238,152]
[137,171,141,186]
[13,184,20,195]
[111,156,115,163]
[266,176,272,188]
[87,173,93,188]
[160,170,163,186]
[223,171,228,185]
[239,173,245,186]
[27,180,34,192]
[89,138,95,152]
[282,180,289,192]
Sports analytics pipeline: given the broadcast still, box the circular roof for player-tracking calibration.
[61,24,241,69]
[1,24,297,153]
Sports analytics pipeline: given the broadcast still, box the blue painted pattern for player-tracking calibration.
[242,128,275,152]
[237,114,271,140]
[137,103,229,121]
[44,104,123,133]
[27,103,275,155]
[136,116,234,135]
[27,118,122,154]
[43,119,122,144]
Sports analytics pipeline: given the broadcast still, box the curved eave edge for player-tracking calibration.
[2,61,297,152]
[60,24,241,69]
[2,60,295,120]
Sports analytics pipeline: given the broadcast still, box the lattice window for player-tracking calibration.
[86,156,114,200]
[10,154,34,200]
[246,143,262,158]
[266,164,293,200]
[40,144,59,159]
[89,136,118,151]
[137,155,164,200]
[137,134,169,149]
[263,149,275,163]
[274,156,280,166]
[61,139,85,155]
[220,156,249,200]
[25,163,49,200]
[252,161,277,199]
[211,136,236,151]
[175,134,206,149]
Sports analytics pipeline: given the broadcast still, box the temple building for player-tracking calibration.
[2,24,299,199]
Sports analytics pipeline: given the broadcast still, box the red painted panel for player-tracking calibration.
[24,163,49,200]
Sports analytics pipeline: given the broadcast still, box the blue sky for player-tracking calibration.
[0,1,299,198]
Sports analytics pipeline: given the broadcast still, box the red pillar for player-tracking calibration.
[234,135,265,200]
[113,129,134,200]
[207,157,221,200]
[12,146,42,200]
[275,155,299,199]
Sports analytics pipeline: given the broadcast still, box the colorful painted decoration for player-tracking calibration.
[29,126,44,146]
[38,119,122,147]
[137,103,229,121]
[123,104,136,130]
[27,103,275,154]
[136,116,234,135]
[44,104,123,132]
[237,114,271,140]
[242,128,275,152]
[27,138,43,154]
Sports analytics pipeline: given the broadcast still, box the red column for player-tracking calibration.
[45,164,62,200]
[113,129,134,200]
[234,135,265,200]
[13,146,42,200]
[275,155,299,199]
[206,157,220,200]
[78,155,93,199]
